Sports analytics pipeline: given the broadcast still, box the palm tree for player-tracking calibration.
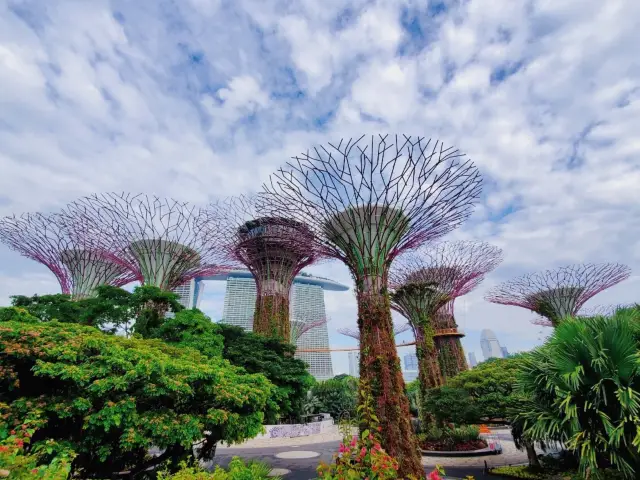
[514,307,640,478]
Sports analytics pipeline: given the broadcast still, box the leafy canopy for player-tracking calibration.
[0,320,272,477]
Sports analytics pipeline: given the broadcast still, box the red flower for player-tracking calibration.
[15,439,24,448]
[9,430,15,435]
[428,469,443,480]
[0,446,9,452]
[21,425,27,430]
[31,469,38,474]
[360,446,367,457]
[350,436,357,447]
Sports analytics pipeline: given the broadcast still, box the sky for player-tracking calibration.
[1,0,639,373]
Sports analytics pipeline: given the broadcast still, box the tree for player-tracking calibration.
[310,376,358,419]
[212,323,314,424]
[0,320,272,477]
[10,285,184,336]
[514,308,640,478]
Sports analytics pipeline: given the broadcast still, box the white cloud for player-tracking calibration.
[0,0,639,367]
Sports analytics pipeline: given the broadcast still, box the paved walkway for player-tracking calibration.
[210,428,532,479]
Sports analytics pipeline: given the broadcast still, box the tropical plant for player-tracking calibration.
[0,320,272,477]
[157,457,277,479]
[310,376,358,419]
[514,308,640,479]
[317,382,401,479]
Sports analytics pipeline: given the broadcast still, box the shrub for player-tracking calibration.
[157,457,277,479]
[419,425,485,452]
[310,376,358,419]
[0,321,273,477]
[515,308,640,479]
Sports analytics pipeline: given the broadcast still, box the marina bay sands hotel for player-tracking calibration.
[173,270,349,380]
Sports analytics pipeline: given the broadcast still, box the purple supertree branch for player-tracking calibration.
[337,321,411,342]
[530,303,635,328]
[258,135,482,284]
[0,211,137,297]
[485,263,631,323]
[60,193,235,290]
[290,317,329,343]
[390,241,502,320]
[205,195,323,296]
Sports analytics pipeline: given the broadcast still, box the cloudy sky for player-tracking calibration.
[1,0,639,372]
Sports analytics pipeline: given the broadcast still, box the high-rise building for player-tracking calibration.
[403,370,418,383]
[468,352,478,368]
[404,353,418,370]
[348,351,360,377]
[480,329,504,360]
[181,270,348,381]
[500,346,509,357]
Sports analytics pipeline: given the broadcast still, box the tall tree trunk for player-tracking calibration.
[526,442,540,468]
[414,323,444,429]
[253,293,290,340]
[357,290,424,478]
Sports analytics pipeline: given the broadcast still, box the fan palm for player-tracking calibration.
[515,307,640,478]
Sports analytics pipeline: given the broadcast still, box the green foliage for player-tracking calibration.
[406,380,420,417]
[152,309,224,359]
[157,457,277,480]
[212,323,314,424]
[310,376,358,419]
[0,307,40,324]
[0,321,272,477]
[10,285,184,336]
[420,425,481,448]
[424,355,525,425]
[317,381,401,479]
[515,309,640,479]
[489,465,545,479]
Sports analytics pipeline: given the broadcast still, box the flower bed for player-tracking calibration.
[420,438,488,452]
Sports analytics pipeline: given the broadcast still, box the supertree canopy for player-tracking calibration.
[531,303,634,327]
[0,211,136,299]
[337,321,411,342]
[432,242,503,379]
[290,317,328,344]
[259,134,482,476]
[486,263,631,327]
[205,195,321,340]
[61,193,232,291]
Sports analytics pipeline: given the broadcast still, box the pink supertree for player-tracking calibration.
[432,242,503,380]
[337,321,411,343]
[389,241,501,422]
[486,263,631,327]
[204,195,323,340]
[0,211,137,299]
[259,135,482,476]
[530,303,634,328]
[61,193,234,292]
[290,317,329,344]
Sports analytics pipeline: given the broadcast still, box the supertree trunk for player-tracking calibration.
[413,320,443,427]
[435,336,467,379]
[357,289,424,478]
[253,292,290,340]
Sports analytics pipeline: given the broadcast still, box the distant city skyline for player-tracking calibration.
[480,329,504,360]
[348,351,360,378]
[468,352,478,368]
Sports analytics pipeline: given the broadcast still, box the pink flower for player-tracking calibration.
[360,446,367,457]
[338,443,347,453]
[428,470,443,480]
[350,436,357,447]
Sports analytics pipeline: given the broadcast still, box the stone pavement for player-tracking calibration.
[210,428,533,479]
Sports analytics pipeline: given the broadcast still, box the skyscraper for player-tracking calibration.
[468,352,478,368]
[207,270,348,381]
[348,351,360,377]
[404,353,418,370]
[480,329,504,360]
[173,278,205,310]
[500,346,509,357]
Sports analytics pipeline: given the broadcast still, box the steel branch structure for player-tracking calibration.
[290,317,328,344]
[530,303,634,328]
[62,193,233,291]
[205,195,322,340]
[259,135,482,476]
[0,212,136,299]
[486,263,631,327]
[432,242,503,379]
[337,321,411,342]
[390,242,495,396]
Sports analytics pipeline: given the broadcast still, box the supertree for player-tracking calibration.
[61,193,233,292]
[337,321,411,342]
[259,134,482,476]
[390,242,495,428]
[0,211,136,299]
[290,317,328,344]
[486,263,631,327]
[531,303,634,327]
[205,195,322,340]
[432,242,503,380]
